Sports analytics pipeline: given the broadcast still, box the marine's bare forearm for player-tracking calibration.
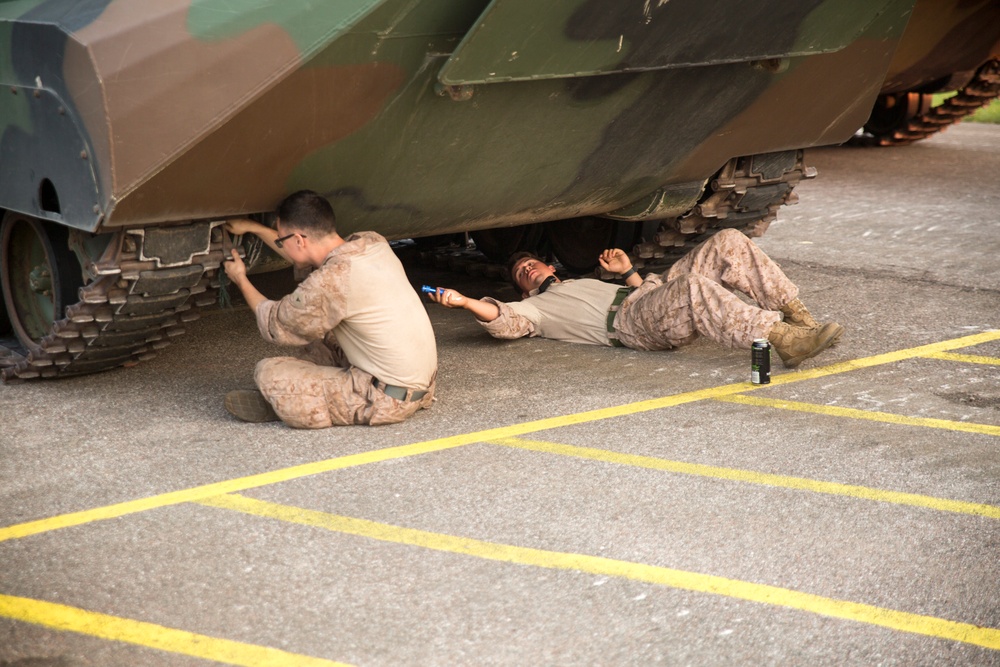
[225,219,292,262]
[427,288,500,322]
[463,297,501,322]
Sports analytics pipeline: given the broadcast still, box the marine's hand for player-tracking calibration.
[224,218,261,237]
[598,248,632,275]
[223,249,247,283]
[427,287,467,309]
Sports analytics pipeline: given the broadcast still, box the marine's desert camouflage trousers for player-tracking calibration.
[254,338,434,429]
[614,229,797,350]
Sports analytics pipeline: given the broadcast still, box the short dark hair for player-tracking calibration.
[506,251,545,290]
[276,190,336,236]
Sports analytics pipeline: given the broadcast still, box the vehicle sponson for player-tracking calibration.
[2,0,910,234]
[0,0,916,379]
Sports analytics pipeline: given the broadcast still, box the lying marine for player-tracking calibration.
[426,229,843,367]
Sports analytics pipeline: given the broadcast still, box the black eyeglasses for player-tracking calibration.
[274,232,305,248]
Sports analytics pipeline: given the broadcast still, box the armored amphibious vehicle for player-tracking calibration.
[1,0,916,379]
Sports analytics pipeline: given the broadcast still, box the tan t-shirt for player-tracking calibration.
[479,279,622,346]
[255,232,436,389]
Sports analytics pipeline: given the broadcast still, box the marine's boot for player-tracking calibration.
[225,390,281,423]
[767,321,842,369]
[780,298,844,344]
[780,298,819,329]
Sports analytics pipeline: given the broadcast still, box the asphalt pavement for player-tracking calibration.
[1,123,998,666]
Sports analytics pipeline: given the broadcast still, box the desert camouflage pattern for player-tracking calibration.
[0,0,938,378]
[250,231,436,428]
[615,229,793,350]
[254,232,436,391]
[255,340,434,429]
[478,280,623,345]
[479,229,795,351]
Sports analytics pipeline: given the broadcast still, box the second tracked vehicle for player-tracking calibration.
[851,0,1000,146]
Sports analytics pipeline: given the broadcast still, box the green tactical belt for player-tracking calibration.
[606,286,633,348]
[373,377,428,402]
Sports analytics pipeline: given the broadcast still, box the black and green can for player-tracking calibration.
[751,339,771,385]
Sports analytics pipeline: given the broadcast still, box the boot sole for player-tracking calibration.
[781,323,842,369]
[826,323,845,346]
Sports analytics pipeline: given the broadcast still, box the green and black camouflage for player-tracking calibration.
[0,0,945,378]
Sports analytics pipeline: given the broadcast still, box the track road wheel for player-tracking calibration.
[0,212,85,355]
[863,92,933,139]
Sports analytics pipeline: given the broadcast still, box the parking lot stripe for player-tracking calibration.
[716,395,1000,437]
[3,331,998,545]
[0,380,807,545]
[0,387,751,544]
[0,593,349,666]
[922,351,1000,366]
[489,437,1000,519]
[197,493,1000,651]
[762,330,1000,386]
[0,436,484,544]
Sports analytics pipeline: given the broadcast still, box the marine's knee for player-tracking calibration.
[674,273,707,290]
[254,357,276,382]
[708,228,746,250]
[254,356,298,388]
[677,273,723,302]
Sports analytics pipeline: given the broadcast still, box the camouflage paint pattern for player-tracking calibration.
[438,0,894,84]
[878,0,1000,94]
[2,0,917,239]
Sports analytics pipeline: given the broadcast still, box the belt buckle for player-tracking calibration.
[373,377,425,402]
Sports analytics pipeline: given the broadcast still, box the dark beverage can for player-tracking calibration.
[751,338,771,384]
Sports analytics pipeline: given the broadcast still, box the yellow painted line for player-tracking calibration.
[0,437,471,544]
[0,390,730,544]
[198,493,1000,651]
[0,376,807,544]
[3,330,998,544]
[756,329,1000,386]
[0,593,349,666]
[717,394,1000,437]
[0,383,763,545]
[490,437,1000,519]
[922,351,1000,366]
